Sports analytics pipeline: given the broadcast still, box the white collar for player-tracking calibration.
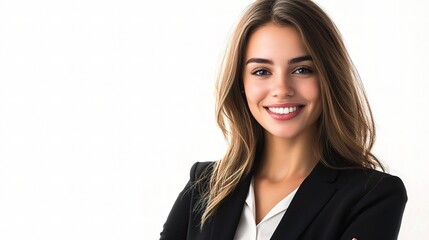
[245,178,299,226]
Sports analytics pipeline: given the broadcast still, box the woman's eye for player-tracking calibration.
[292,67,312,74]
[251,69,270,76]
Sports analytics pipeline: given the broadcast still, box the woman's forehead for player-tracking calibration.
[245,23,309,64]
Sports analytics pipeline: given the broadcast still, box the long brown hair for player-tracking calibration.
[200,0,384,226]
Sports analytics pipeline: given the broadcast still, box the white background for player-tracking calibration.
[0,0,428,239]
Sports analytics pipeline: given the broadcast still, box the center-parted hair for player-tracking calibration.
[199,0,384,227]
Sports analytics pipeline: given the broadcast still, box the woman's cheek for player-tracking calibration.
[245,81,268,104]
[299,79,320,101]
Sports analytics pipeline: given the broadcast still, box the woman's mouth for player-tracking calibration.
[265,105,305,120]
[267,106,300,114]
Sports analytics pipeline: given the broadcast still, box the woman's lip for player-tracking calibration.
[264,103,305,108]
[265,105,304,120]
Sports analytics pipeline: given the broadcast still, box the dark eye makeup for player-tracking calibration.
[292,66,313,74]
[251,68,271,76]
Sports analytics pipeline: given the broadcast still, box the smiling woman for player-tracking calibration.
[243,24,322,142]
[160,0,407,239]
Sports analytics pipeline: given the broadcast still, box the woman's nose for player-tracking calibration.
[272,73,294,98]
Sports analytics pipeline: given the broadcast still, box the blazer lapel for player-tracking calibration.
[209,173,252,240]
[271,162,338,240]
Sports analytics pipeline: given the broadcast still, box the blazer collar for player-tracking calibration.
[271,161,338,239]
[209,172,253,239]
[208,161,338,240]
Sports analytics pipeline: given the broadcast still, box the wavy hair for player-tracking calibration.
[199,0,384,227]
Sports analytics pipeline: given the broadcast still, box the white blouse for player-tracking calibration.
[234,178,299,240]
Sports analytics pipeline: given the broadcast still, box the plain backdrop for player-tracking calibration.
[0,0,428,239]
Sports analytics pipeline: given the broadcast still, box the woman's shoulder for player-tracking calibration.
[188,161,215,183]
[335,166,407,202]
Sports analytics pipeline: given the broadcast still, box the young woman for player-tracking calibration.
[160,0,407,239]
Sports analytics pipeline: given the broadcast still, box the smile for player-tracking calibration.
[268,106,299,114]
[264,105,305,120]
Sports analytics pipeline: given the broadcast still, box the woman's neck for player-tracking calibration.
[257,128,319,182]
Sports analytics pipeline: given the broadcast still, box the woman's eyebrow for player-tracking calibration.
[245,55,312,65]
[289,55,312,64]
[245,58,273,65]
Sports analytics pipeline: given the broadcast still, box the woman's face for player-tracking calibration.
[243,23,322,140]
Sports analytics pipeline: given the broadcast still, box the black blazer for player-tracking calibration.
[160,161,407,240]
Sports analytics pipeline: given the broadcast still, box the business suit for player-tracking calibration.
[160,161,407,240]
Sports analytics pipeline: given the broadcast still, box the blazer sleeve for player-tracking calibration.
[160,162,208,240]
[340,175,408,240]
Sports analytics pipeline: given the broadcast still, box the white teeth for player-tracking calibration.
[268,106,299,114]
